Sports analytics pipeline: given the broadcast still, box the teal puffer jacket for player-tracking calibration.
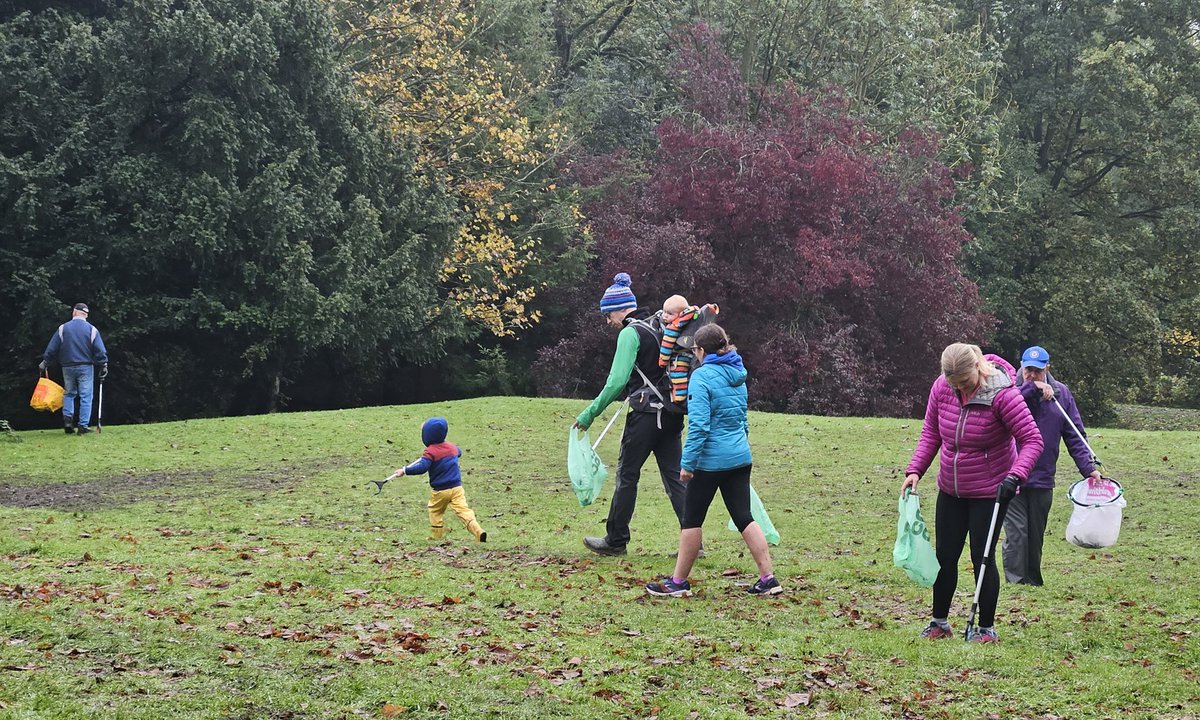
[681,350,752,472]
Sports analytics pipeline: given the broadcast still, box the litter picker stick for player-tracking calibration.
[591,400,627,450]
[96,383,103,434]
[372,471,401,496]
[963,500,1002,641]
[1053,398,1100,467]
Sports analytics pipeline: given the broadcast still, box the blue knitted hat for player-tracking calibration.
[599,272,637,313]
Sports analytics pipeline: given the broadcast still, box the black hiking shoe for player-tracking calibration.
[64,418,75,434]
[583,536,627,556]
[76,426,91,435]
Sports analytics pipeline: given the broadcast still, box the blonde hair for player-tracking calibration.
[941,342,994,387]
[663,295,689,315]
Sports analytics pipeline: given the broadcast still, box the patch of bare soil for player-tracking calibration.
[0,469,296,511]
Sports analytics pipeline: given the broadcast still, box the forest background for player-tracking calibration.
[2,0,1198,427]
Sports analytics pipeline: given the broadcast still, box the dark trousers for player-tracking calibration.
[682,464,754,531]
[933,491,1009,628]
[1002,487,1054,585]
[605,410,687,548]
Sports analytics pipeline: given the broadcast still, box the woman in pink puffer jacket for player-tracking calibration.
[902,343,1043,643]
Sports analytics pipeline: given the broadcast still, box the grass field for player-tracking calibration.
[1,398,1197,719]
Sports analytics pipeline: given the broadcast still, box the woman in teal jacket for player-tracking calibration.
[646,324,782,597]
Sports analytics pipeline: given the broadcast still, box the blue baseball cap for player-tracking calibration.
[1020,346,1050,369]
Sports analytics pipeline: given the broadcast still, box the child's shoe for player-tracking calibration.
[967,627,999,644]
[479,531,487,543]
[645,576,692,597]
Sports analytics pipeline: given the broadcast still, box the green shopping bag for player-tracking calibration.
[893,489,940,587]
[567,427,607,507]
[727,484,780,546]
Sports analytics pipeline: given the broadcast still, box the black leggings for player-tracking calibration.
[933,491,1010,628]
[681,464,754,532]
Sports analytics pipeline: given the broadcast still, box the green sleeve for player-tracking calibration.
[577,325,640,428]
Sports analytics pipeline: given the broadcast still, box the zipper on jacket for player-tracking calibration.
[953,406,970,496]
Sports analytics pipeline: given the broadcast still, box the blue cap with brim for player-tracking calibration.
[1021,346,1049,369]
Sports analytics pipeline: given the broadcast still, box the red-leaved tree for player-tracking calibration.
[536,25,992,416]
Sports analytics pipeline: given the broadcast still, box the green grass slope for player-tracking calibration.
[1,398,1197,719]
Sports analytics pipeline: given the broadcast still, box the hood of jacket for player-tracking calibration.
[703,350,748,387]
[422,417,449,445]
[963,354,1017,406]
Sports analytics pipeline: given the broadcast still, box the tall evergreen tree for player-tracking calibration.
[0,0,456,422]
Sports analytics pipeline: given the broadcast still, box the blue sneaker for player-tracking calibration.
[645,576,692,597]
[747,576,783,595]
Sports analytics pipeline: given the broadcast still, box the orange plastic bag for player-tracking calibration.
[30,374,64,412]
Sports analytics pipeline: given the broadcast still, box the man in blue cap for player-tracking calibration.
[1003,345,1102,585]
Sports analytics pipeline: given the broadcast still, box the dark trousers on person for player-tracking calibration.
[604,410,687,548]
[681,464,754,531]
[1002,487,1054,586]
[933,491,1010,628]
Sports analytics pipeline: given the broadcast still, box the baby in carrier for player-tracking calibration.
[658,295,720,404]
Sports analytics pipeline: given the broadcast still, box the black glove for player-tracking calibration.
[996,474,1020,502]
[98,364,108,382]
[38,360,47,371]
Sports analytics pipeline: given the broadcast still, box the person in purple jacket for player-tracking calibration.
[1002,346,1102,586]
[902,343,1043,643]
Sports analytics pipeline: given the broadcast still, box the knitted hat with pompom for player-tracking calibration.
[599,272,637,313]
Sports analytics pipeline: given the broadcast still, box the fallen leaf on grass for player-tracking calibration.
[782,692,812,708]
[756,677,784,689]
[381,704,408,716]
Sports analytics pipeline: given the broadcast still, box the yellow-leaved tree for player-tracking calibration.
[332,0,577,335]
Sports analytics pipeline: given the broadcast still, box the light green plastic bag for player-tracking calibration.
[727,484,780,545]
[567,428,608,507]
[893,489,940,587]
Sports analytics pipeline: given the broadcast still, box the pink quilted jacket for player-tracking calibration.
[906,355,1044,499]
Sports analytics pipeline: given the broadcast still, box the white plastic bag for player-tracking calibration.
[1065,478,1126,548]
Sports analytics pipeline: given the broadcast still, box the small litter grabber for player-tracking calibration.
[371,470,402,496]
[963,499,1003,641]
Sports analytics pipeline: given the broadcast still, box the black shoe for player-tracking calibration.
[479,532,488,543]
[64,418,75,434]
[76,426,91,435]
[747,575,783,595]
[583,536,627,556]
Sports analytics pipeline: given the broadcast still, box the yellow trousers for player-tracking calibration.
[428,486,484,541]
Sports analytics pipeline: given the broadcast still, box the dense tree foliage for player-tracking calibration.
[0,0,456,423]
[332,0,585,337]
[535,27,990,416]
[954,0,1200,414]
[2,0,1196,424]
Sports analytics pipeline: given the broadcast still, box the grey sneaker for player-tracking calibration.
[967,627,999,644]
[583,536,627,556]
